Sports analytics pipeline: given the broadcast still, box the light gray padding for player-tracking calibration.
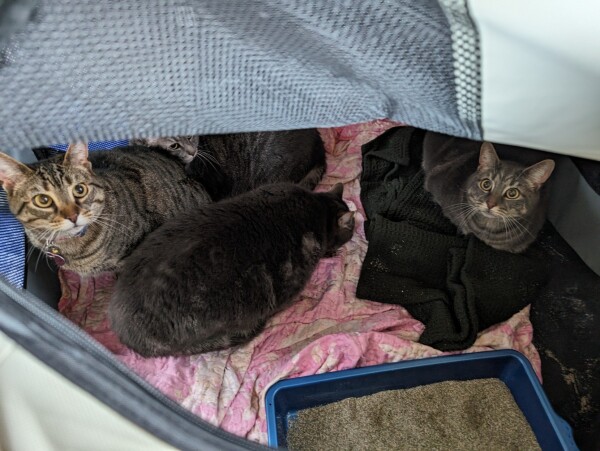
[437,0,481,129]
[0,0,481,155]
[548,157,600,277]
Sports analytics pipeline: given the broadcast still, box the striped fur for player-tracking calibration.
[423,141,555,253]
[0,143,211,275]
[132,130,326,200]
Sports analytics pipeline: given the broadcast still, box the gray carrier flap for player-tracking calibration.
[0,274,266,451]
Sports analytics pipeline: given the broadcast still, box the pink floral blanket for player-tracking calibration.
[58,120,541,444]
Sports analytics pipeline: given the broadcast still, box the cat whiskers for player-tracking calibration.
[446,203,479,233]
[508,216,534,239]
[459,208,479,233]
[27,225,57,246]
[494,210,534,240]
[194,144,220,171]
[499,215,514,243]
[27,228,59,272]
[25,226,54,262]
[92,214,134,237]
[445,202,476,213]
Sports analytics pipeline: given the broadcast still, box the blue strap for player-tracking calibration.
[49,140,129,152]
[0,140,128,287]
[0,190,26,287]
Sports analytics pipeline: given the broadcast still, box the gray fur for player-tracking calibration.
[0,143,211,274]
[423,141,555,253]
[109,183,355,357]
[134,130,326,200]
[130,136,199,164]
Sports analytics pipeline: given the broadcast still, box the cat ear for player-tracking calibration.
[0,152,32,190]
[478,142,500,172]
[337,211,355,232]
[522,159,555,190]
[64,142,92,171]
[329,183,344,199]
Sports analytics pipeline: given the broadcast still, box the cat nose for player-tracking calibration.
[486,199,497,209]
[67,213,78,224]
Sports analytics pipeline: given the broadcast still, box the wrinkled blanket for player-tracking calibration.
[58,120,541,444]
[357,127,549,351]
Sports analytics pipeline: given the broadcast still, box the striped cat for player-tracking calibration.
[0,143,211,275]
[132,129,326,200]
[423,141,555,253]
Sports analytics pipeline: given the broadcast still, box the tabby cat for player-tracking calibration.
[109,183,355,357]
[132,129,325,200]
[0,143,211,274]
[422,141,555,253]
[130,135,199,164]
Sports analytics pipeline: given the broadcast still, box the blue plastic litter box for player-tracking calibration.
[265,350,577,450]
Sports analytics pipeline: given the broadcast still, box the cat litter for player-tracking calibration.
[266,351,576,450]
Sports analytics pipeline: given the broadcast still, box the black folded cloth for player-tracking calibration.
[356,127,549,351]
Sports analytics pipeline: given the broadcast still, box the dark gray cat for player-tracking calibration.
[422,140,555,253]
[132,130,325,200]
[109,183,355,357]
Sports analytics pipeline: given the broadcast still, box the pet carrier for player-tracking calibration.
[1,1,599,450]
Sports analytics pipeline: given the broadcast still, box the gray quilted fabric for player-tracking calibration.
[0,0,481,153]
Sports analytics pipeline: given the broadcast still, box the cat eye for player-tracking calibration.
[479,179,493,192]
[505,188,520,199]
[73,183,89,198]
[169,143,181,150]
[32,194,53,208]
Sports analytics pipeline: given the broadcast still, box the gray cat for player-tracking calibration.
[422,140,555,253]
[132,130,325,200]
[0,142,211,275]
[109,183,355,357]
[130,135,199,164]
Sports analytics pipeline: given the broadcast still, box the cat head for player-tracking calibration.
[320,183,355,254]
[131,135,199,164]
[0,142,104,245]
[464,142,555,221]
